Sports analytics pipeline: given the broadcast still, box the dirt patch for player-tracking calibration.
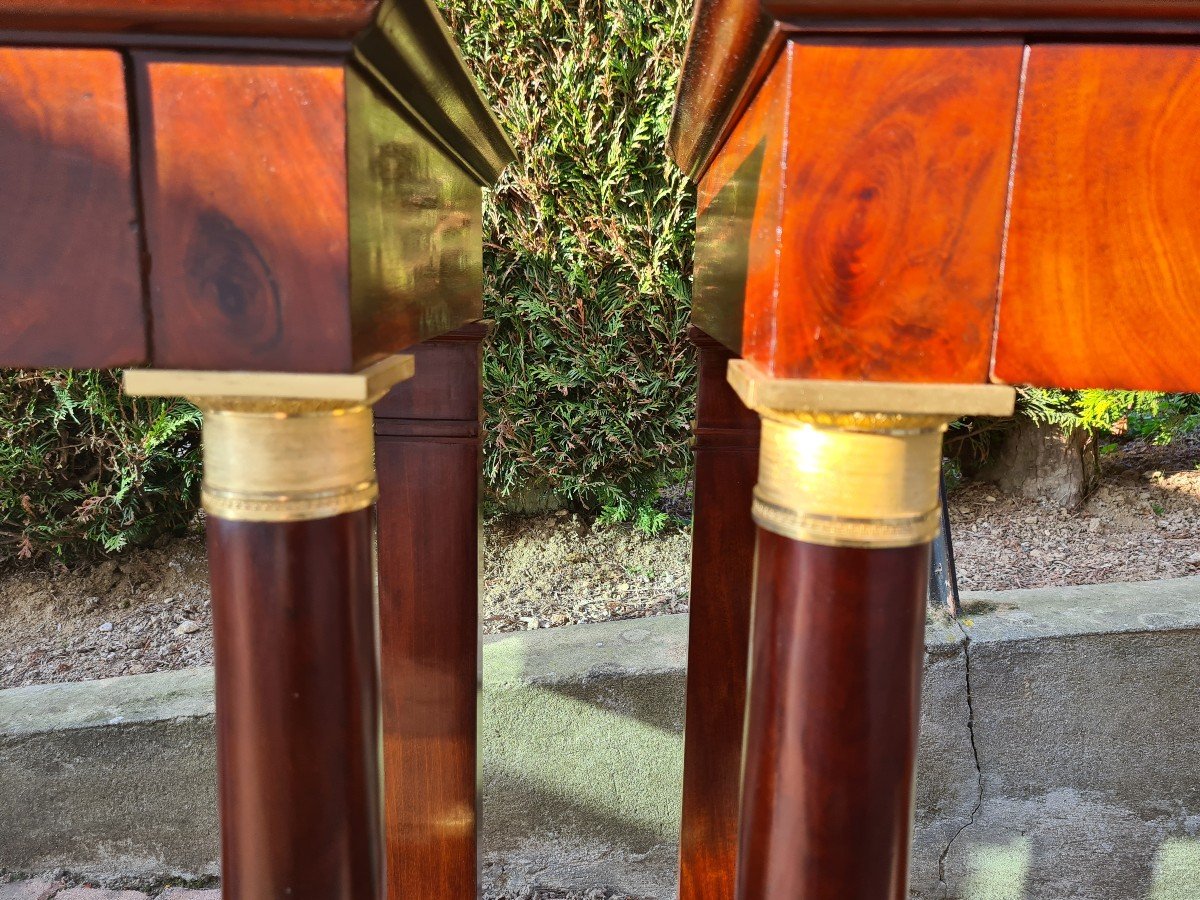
[951,436,1200,591]
[0,533,212,689]
[2,437,1200,690]
[483,512,691,633]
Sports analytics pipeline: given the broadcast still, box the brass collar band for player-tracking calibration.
[124,357,414,523]
[755,410,948,548]
[196,398,377,523]
[729,361,1017,549]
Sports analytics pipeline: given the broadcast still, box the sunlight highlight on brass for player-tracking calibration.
[123,356,414,522]
[729,360,1014,548]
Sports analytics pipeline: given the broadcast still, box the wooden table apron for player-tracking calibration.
[671,3,1200,899]
[0,4,513,899]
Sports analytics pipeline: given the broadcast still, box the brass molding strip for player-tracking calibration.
[123,356,414,523]
[123,355,414,405]
[728,360,1016,549]
[727,359,1016,418]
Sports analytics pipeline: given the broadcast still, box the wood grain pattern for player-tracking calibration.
[347,69,484,363]
[207,511,381,900]
[744,40,1022,382]
[0,0,378,37]
[137,56,354,372]
[374,326,485,900]
[692,62,789,355]
[995,44,1200,392]
[667,1,1200,181]
[678,330,759,900]
[0,47,145,368]
[738,533,929,899]
[668,0,779,180]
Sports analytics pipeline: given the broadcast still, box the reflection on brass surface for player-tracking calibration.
[692,141,765,350]
[354,0,516,186]
[347,67,484,354]
[197,397,378,522]
[727,359,1016,417]
[753,410,948,548]
[123,356,413,522]
[727,360,1013,548]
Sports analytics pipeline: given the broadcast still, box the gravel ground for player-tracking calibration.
[3,436,1199,690]
[950,435,1200,590]
[0,876,642,900]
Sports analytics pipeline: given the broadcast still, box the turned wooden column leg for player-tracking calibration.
[679,328,759,900]
[740,534,929,898]
[373,323,487,899]
[209,511,382,899]
[124,358,413,900]
[724,362,1014,899]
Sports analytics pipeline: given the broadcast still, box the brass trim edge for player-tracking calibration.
[122,356,415,523]
[123,355,414,404]
[727,359,1016,418]
[728,361,1013,549]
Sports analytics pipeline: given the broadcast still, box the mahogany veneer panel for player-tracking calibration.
[761,41,1021,382]
[996,44,1200,392]
[375,329,485,900]
[0,47,145,368]
[678,330,759,900]
[137,56,487,373]
[137,57,353,372]
[0,0,377,37]
[695,41,1023,380]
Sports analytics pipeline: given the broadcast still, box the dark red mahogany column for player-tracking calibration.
[125,358,413,900]
[678,328,760,900]
[740,535,930,898]
[374,324,488,899]
[725,360,1014,900]
[208,511,381,900]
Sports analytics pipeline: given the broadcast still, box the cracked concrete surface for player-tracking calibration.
[4,578,1200,898]
[935,623,984,896]
[933,577,1200,899]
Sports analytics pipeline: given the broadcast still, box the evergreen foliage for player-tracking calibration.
[0,370,201,562]
[439,0,697,519]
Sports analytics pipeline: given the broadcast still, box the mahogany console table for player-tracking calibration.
[671,2,1200,898]
[0,3,512,899]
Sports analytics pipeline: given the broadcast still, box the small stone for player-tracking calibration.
[97,622,113,632]
[0,878,64,900]
[985,495,997,502]
[1187,552,1200,565]
[521,616,540,630]
[173,619,202,636]
[156,891,221,900]
[1086,519,1101,532]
